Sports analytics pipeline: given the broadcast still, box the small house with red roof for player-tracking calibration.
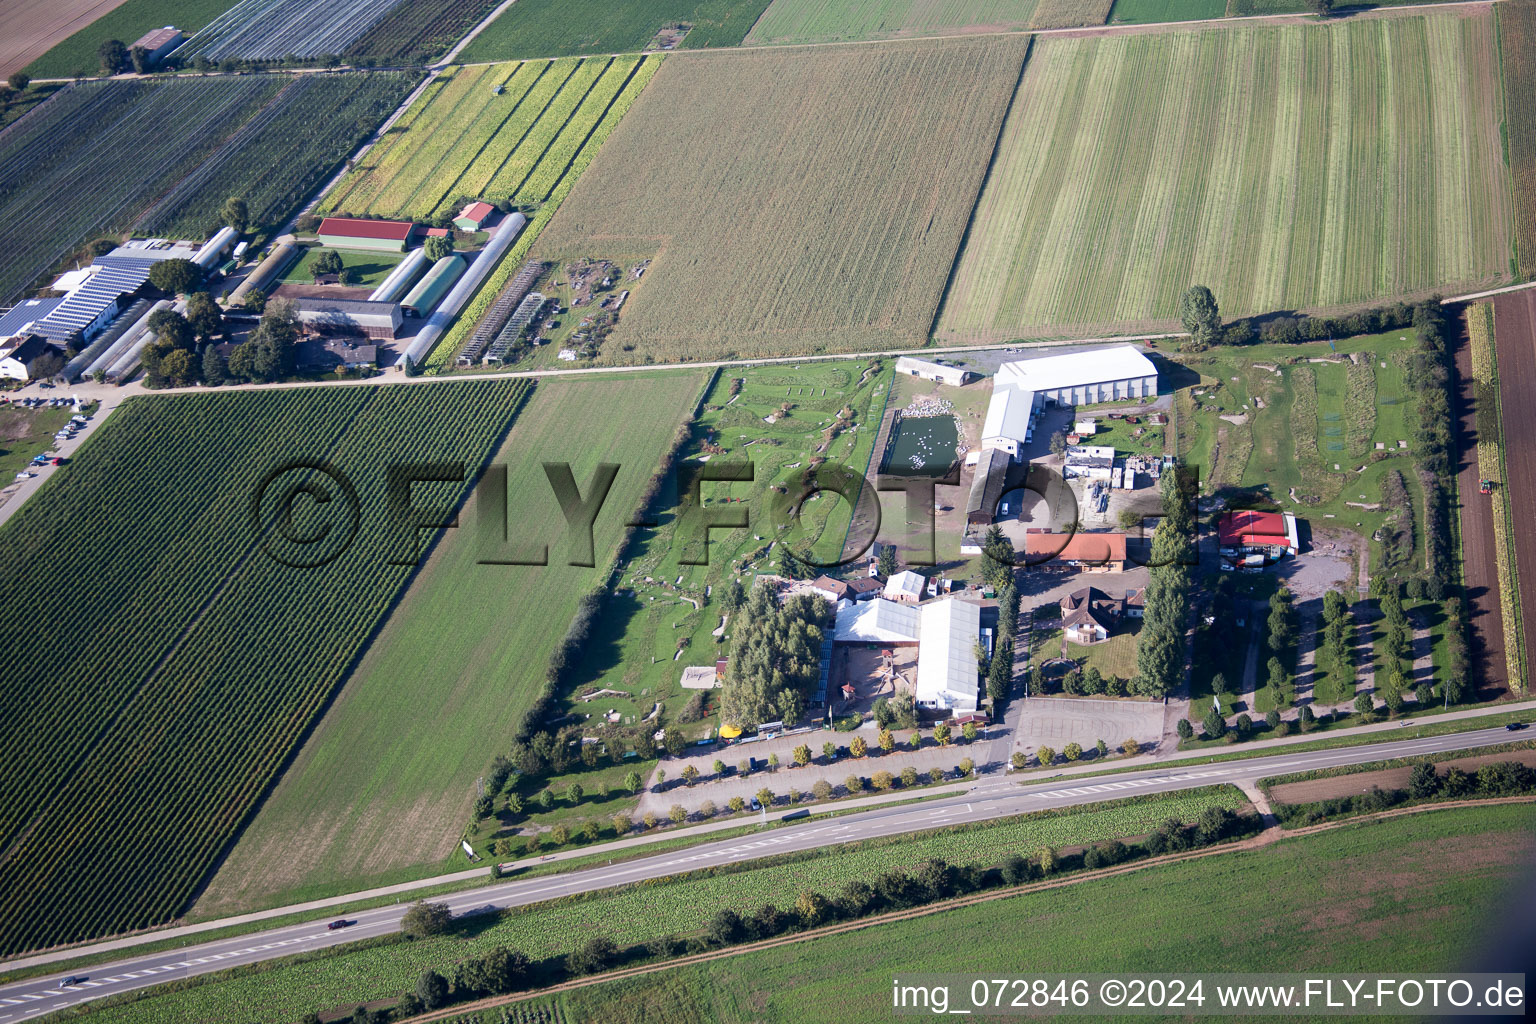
[1218,510,1299,559]
[453,201,495,232]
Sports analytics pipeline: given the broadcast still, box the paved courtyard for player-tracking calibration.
[1009,696,1167,757]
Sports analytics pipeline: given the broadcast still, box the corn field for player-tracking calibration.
[534,34,1029,364]
[0,380,530,956]
[938,12,1513,342]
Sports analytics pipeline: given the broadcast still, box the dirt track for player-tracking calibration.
[1454,310,1510,694]
[1493,291,1536,690]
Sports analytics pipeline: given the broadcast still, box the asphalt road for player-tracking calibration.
[0,725,1525,1021]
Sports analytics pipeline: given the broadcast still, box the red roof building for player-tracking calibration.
[1218,510,1299,556]
[316,217,417,251]
[454,201,495,231]
[1023,532,1128,571]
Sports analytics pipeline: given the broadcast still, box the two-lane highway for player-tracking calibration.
[0,725,1526,1020]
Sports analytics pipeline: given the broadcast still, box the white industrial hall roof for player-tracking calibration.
[834,598,921,644]
[915,598,981,712]
[982,381,1036,442]
[996,344,1156,391]
[883,570,926,601]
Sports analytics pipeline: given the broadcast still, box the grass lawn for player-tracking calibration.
[24,0,232,78]
[192,371,708,920]
[743,0,1037,45]
[280,246,403,287]
[0,84,62,130]
[1070,626,1139,680]
[0,402,71,481]
[1109,0,1225,23]
[541,802,1535,1022]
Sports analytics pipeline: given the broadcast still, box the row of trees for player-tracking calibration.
[1135,469,1196,697]
[374,809,1260,1021]
[1177,285,1425,352]
[139,296,298,388]
[1275,758,1536,825]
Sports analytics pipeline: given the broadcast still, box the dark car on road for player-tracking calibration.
[1506,722,1528,731]
[61,975,87,986]
[326,919,350,930]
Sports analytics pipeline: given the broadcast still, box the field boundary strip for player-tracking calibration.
[399,796,1536,1022]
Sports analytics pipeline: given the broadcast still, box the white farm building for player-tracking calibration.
[996,345,1158,405]
[896,356,972,387]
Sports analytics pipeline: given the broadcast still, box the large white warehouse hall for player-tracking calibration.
[996,344,1158,405]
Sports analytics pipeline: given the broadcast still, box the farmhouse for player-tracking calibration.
[1060,587,1120,645]
[883,569,926,603]
[294,337,378,370]
[996,345,1157,405]
[294,299,401,340]
[453,201,495,232]
[131,27,184,65]
[846,577,883,601]
[1024,531,1128,572]
[317,217,417,252]
[1218,510,1300,559]
[0,335,53,380]
[809,575,851,603]
[895,356,972,387]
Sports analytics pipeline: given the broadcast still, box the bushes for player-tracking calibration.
[1273,758,1536,824]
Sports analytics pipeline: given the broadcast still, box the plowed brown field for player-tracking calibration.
[1455,308,1510,694]
[1492,288,1536,691]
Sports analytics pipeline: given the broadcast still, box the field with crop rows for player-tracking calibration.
[323,56,649,223]
[1029,0,1113,27]
[133,72,417,242]
[742,0,1037,45]
[535,35,1027,364]
[1499,1,1536,280]
[194,372,705,918]
[0,380,530,956]
[939,12,1513,342]
[344,0,501,62]
[0,76,287,304]
[544,804,1535,1024]
[175,0,414,60]
[1107,0,1222,24]
[90,788,1244,1024]
[419,58,659,369]
[458,0,769,62]
[21,0,231,78]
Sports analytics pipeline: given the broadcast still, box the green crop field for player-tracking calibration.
[536,803,1535,1023]
[1500,1,1536,280]
[23,0,231,78]
[457,0,770,62]
[1108,0,1224,24]
[535,35,1027,364]
[741,0,1037,45]
[938,12,1513,343]
[193,372,706,919]
[0,380,530,957]
[82,788,1246,1024]
[322,57,653,222]
[134,72,418,242]
[343,0,503,63]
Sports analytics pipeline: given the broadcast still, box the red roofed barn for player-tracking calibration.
[1218,510,1299,558]
[317,217,417,252]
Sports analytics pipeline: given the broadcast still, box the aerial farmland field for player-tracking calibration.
[938,11,1513,342]
[133,72,418,242]
[321,57,653,223]
[0,72,414,304]
[0,380,529,956]
[1498,0,1536,281]
[19,0,230,79]
[741,0,1038,45]
[193,372,707,917]
[534,34,1028,364]
[0,76,282,304]
[456,0,770,61]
